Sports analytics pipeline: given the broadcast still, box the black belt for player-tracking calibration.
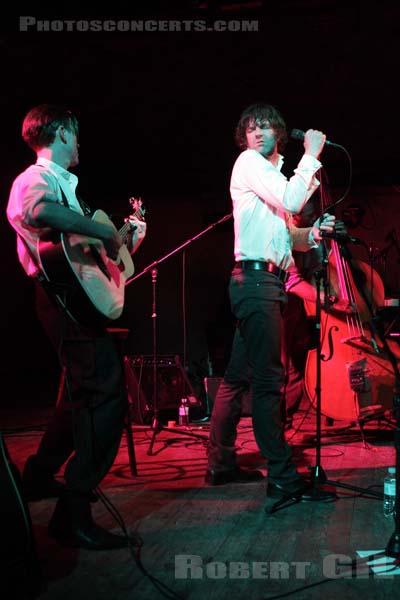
[235,260,288,283]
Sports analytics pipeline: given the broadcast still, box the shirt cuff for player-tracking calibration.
[301,154,322,170]
[308,228,319,248]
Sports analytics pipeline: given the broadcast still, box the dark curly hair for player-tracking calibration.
[22,104,79,151]
[235,103,288,153]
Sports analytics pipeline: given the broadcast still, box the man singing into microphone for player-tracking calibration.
[205,102,335,503]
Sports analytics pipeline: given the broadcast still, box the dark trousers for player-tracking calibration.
[33,283,127,493]
[207,268,300,484]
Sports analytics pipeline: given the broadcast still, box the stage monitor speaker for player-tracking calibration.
[0,433,44,598]
[124,355,201,424]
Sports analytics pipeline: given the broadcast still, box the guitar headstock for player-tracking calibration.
[129,197,146,221]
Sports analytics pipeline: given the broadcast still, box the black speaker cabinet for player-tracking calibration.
[124,355,201,424]
[0,434,44,598]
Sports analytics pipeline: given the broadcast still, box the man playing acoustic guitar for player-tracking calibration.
[7,104,146,550]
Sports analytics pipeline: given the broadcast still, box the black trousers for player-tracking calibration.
[207,267,301,484]
[33,282,127,493]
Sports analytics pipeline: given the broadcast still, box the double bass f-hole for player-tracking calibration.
[321,324,339,362]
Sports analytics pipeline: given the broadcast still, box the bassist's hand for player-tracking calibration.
[311,213,336,241]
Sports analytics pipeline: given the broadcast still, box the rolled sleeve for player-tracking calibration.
[18,169,60,228]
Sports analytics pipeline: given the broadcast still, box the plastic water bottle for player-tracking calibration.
[383,467,396,517]
[178,397,189,427]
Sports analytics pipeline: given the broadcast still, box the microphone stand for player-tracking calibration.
[271,242,337,513]
[269,235,385,512]
[125,213,233,455]
[310,239,387,498]
[306,244,338,499]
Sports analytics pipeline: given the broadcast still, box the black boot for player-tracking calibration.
[22,454,65,501]
[48,493,131,550]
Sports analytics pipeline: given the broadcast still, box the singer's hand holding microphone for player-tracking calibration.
[290,128,342,152]
[292,128,326,159]
[303,129,326,159]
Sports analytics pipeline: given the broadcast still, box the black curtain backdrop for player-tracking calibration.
[1,2,399,406]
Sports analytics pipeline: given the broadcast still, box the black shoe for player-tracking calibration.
[205,467,264,486]
[48,496,131,551]
[22,455,66,501]
[49,518,131,550]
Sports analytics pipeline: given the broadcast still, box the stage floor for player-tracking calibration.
[1,402,399,600]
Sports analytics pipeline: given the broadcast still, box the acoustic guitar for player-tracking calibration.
[37,197,145,327]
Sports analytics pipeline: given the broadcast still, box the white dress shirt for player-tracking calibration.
[230,149,321,271]
[7,157,82,276]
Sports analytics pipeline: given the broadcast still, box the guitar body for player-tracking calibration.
[37,210,135,327]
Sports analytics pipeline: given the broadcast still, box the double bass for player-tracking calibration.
[304,230,400,422]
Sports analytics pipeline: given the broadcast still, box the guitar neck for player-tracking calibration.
[118,205,144,241]
[119,220,132,241]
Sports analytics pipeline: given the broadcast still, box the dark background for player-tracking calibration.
[1,1,399,408]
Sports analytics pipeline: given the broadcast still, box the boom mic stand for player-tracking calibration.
[126,213,233,455]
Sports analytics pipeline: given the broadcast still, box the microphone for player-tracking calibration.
[290,128,341,148]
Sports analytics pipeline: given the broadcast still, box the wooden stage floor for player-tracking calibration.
[1,403,399,600]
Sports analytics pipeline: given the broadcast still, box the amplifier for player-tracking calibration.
[124,355,200,424]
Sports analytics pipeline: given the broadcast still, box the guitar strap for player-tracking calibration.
[33,162,91,216]
[59,187,92,217]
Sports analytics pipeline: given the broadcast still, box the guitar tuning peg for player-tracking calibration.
[129,196,143,206]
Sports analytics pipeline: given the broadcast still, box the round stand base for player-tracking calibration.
[303,484,337,502]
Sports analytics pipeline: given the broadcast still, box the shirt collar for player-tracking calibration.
[249,150,284,171]
[36,157,78,185]
[276,154,284,171]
